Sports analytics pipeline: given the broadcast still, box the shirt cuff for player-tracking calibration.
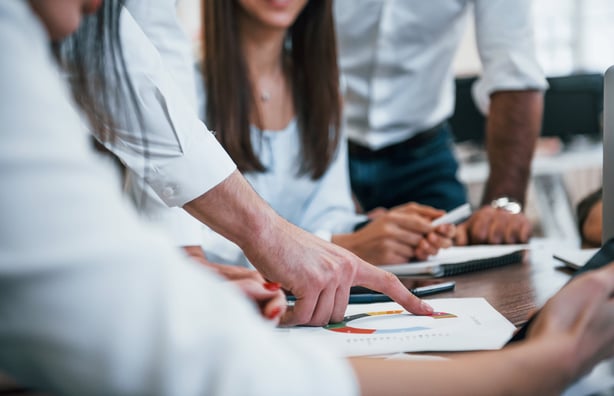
[146,130,237,207]
[472,51,548,114]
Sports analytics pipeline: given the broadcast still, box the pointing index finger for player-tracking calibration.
[354,262,433,315]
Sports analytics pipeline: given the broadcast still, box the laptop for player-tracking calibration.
[603,66,614,243]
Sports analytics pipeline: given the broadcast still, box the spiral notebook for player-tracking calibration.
[379,245,528,277]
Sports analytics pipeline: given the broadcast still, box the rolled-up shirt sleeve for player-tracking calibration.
[103,7,236,208]
[471,0,548,114]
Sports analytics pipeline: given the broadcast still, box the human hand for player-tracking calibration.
[183,245,266,282]
[390,202,454,260]
[332,211,454,264]
[185,173,432,327]
[366,206,388,220]
[367,202,444,220]
[454,206,532,245]
[526,263,614,379]
[390,201,445,219]
[230,280,287,324]
[243,218,434,326]
[183,246,285,321]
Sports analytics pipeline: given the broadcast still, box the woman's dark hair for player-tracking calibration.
[203,0,341,179]
[55,1,147,195]
[55,0,143,146]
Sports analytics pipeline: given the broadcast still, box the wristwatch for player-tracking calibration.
[490,197,522,214]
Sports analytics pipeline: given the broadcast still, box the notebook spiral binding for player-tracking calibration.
[438,250,526,277]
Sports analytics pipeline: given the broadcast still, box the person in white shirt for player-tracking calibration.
[64,0,434,326]
[335,1,548,246]
[2,1,614,395]
[189,0,455,267]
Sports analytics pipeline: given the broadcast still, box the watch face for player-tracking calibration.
[491,197,522,214]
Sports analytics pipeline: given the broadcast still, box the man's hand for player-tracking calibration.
[454,206,532,245]
[244,218,434,326]
[185,171,433,327]
[527,263,614,379]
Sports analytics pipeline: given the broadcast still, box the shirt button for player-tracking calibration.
[162,186,175,198]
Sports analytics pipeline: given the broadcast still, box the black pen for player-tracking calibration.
[286,281,455,304]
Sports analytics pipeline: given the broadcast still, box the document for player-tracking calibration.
[379,245,528,277]
[278,298,515,357]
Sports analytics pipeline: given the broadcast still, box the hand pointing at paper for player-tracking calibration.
[185,171,433,326]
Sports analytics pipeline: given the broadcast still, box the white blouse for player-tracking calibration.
[197,86,367,267]
[0,2,358,395]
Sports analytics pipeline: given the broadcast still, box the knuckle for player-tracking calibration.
[382,223,395,235]
[381,270,398,285]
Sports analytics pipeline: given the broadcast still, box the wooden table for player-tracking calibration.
[421,240,572,327]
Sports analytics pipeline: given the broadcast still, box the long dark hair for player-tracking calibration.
[55,1,147,194]
[55,1,143,147]
[203,0,341,180]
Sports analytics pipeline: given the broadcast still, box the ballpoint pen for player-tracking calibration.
[286,281,455,304]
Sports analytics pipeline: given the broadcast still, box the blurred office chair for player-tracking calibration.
[450,73,604,143]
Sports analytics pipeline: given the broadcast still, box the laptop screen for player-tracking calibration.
[602,66,614,243]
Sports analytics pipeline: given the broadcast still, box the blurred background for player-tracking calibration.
[177,0,614,243]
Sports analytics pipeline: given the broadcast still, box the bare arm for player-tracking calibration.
[183,170,433,325]
[483,90,543,205]
[351,340,570,396]
[456,90,543,245]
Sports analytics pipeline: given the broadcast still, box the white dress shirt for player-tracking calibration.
[335,0,548,150]
[120,1,206,246]
[98,4,236,208]
[0,2,358,395]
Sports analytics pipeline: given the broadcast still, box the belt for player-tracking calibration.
[348,122,445,159]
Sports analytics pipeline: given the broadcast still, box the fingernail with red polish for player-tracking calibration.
[267,306,282,320]
[263,282,281,291]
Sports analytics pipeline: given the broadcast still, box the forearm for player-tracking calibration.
[482,90,543,206]
[351,339,571,396]
[182,170,280,259]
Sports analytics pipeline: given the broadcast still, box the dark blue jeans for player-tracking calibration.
[349,124,468,212]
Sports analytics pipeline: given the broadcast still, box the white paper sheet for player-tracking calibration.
[277,298,516,357]
[553,248,599,270]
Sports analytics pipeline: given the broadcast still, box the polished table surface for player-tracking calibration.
[1,239,612,395]
[420,239,572,327]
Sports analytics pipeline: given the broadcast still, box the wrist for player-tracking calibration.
[489,196,523,214]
